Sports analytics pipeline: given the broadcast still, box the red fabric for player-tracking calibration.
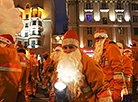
[63,30,79,41]
[132,40,137,46]
[94,29,107,34]
[30,51,35,55]
[17,44,23,47]
[0,34,15,44]
[97,90,112,98]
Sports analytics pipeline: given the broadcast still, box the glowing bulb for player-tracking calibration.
[54,81,66,91]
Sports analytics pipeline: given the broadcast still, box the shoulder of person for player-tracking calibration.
[109,41,116,44]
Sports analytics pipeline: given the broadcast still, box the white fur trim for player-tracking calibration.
[124,49,132,52]
[62,38,79,47]
[94,32,108,39]
[54,47,62,51]
[0,36,12,44]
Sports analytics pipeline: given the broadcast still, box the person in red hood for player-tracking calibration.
[28,51,39,98]
[93,29,124,102]
[0,34,22,102]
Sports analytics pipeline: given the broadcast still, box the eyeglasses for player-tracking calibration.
[95,37,104,40]
[119,47,123,49]
[62,45,76,49]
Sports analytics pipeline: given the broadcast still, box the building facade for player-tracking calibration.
[13,0,56,57]
[66,0,138,50]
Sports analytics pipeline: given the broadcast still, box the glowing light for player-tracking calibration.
[80,43,84,48]
[100,9,109,12]
[56,36,60,40]
[54,81,66,91]
[79,15,84,21]
[84,9,93,12]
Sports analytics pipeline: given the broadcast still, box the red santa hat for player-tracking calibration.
[62,29,79,47]
[94,29,108,39]
[0,34,15,44]
[53,45,62,52]
[30,51,35,55]
[124,47,132,52]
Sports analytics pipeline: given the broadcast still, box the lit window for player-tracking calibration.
[88,40,93,47]
[119,27,124,35]
[87,27,92,35]
[86,15,92,22]
[117,15,123,22]
[31,40,35,48]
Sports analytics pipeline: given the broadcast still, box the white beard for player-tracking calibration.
[56,48,85,101]
[50,51,61,62]
[93,38,106,63]
[125,52,132,58]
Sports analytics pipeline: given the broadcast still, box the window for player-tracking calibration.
[26,4,29,9]
[117,15,123,22]
[18,41,22,44]
[38,40,41,46]
[26,14,29,19]
[101,3,107,9]
[86,14,92,22]
[134,28,138,35]
[133,15,138,22]
[132,3,138,10]
[31,40,35,48]
[119,27,124,35]
[32,30,36,35]
[38,30,41,35]
[25,23,28,27]
[25,32,28,37]
[88,40,93,47]
[103,17,107,24]
[86,3,91,9]
[87,27,92,35]
[24,41,28,49]
[32,21,36,25]
[18,33,21,36]
[38,21,42,26]
[117,3,121,9]
[35,14,38,17]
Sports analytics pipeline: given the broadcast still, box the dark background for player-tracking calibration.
[54,0,67,34]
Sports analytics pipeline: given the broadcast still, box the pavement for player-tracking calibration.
[30,82,49,102]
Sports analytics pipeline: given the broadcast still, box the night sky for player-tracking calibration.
[54,0,67,34]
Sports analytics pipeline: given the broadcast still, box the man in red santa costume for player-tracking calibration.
[93,29,124,102]
[0,34,22,102]
[50,45,62,63]
[51,29,113,102]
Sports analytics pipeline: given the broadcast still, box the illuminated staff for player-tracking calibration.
[54,81,68,102]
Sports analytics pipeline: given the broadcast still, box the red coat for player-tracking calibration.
[0,44,22,102]
[100,39,124,102]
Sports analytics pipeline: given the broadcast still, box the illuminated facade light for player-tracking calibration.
[56,36,60,40]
